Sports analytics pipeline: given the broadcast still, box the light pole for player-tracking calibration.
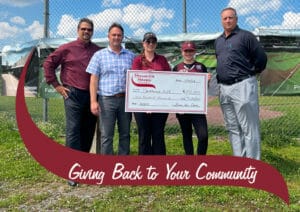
[183,0,187,33]
[44,0,49,38]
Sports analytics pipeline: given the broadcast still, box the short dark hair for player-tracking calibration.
[78,18,94,30]
[108,22,124,35]
[221,7,237,17]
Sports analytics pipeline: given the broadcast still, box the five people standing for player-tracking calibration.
[44,7,267,159]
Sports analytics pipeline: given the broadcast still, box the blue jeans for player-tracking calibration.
[64,86,97,152]
[98,96,132,155]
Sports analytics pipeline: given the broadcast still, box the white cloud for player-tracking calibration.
[228,0,282,15]
[88,9,123,32]
[151,21,170,33]
[10,16,26,25]
[80,3,174,35]
[56,15,79,37]
[0,0,40,7]
[132,28,147,38]
[26,20,43,39]
[281,12,300,29]
[122,4,153,28]
[122,4,174,32]
[102,0,121,7]
[259,11,300,30]
[153,8,174,21]
[0,22,19,39]
[245,16,260,28]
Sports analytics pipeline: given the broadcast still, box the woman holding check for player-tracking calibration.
[131,32,171,155]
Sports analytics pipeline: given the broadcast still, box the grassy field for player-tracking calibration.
[0,96,299,211]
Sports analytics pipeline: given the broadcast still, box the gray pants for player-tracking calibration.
[98,96,132,155]
[219,76,261,160]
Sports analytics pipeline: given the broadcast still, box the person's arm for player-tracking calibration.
[43,48,63,88]
[90,74,100,116]
[172,64,178,72]
[162,56,171,71]
[253,45,267,73]
[43,47,70,98]
[248,34,268,73]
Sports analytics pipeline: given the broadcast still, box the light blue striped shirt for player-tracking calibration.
[86,46,135,96]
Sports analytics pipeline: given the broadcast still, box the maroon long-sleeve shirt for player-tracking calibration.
[43,38,101,91]
[131,53,171,71]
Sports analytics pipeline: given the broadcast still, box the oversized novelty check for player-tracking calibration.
[125,70,208,114]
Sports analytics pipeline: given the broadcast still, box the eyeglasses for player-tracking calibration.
[80,28,93,32]
[145,40,157,44]
[183,49,195,53]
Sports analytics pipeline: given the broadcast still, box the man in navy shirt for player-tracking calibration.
[214,7,267,160]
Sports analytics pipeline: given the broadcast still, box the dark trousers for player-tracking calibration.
[134,112,168,155]
[176,114,208,155]
[64,86,97,152]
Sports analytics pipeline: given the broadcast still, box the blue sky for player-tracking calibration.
[0,0,299,54]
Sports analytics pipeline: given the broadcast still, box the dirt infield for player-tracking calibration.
[166,102,283,126]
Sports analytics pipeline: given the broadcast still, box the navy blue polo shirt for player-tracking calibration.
[214,26,267,84]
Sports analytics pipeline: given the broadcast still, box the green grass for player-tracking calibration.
[266,52,300,71]
[0,96,299,211]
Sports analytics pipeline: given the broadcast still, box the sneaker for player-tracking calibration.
[67,180,78,187]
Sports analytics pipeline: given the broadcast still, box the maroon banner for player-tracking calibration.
[16,57,289,205]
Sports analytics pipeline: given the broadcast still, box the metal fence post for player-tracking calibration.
[43,0,49,122]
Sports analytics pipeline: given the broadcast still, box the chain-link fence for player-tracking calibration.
[1,0,300,149]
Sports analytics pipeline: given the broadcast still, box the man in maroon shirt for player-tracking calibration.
[43,18,100,186]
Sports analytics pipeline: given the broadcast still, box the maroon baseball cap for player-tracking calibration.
[181,41,196,51]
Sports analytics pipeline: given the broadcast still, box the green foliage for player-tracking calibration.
[35,121,61,139]
[260,96,300,148]
[0,96,299,210]
[0,112,16,131]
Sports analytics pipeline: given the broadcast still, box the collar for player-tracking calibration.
[76,38,91,47]
[222,25,240,38]
[107,45,125,54]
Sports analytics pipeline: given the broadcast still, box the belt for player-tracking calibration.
[220,74,254,85]
[64,85,89,92]
[113,93,125,97]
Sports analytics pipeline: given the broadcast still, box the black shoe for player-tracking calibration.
[67,180,78,187]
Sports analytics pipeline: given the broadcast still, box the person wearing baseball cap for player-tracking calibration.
[131,32,171,155]
[181,41,196,51]
[143,32,157,42]
[173,41,211,155]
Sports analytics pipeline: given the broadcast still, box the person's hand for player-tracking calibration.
[55,85,70,99]
[90,101,100,116]
[207,73,212,81]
